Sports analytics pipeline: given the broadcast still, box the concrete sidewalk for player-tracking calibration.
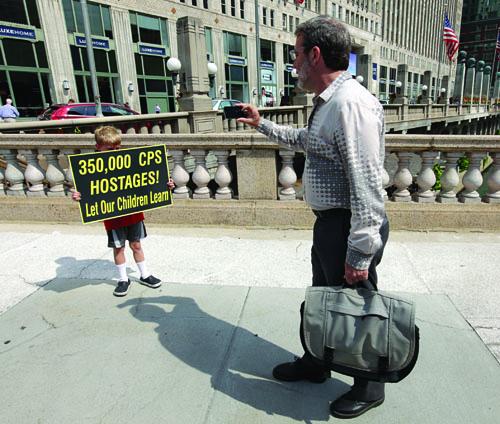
[0,224,499,423]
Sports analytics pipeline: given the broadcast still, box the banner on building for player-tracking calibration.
[0,25,35,40]
[69,145,172,224]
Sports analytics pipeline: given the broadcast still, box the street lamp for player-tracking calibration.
[207,62,217,98]
[167,57,182,107]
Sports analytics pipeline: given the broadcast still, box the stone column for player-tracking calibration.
[358,54,373,93]
[493,72,500,105]
[438,75,449,104]
[464,57,476,104]
[396,64,408,102]
[483,66,491,104]
[453,51,467,104]
[110,7,139,111]
[36,0,77,103]
[176,16,213,112]
[474,60,485,104]
[420,70,432,103]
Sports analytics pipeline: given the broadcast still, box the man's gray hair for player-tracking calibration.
[295,16,351,71]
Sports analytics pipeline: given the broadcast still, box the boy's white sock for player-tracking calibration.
[116,263,128,282]
[136,261,150,279]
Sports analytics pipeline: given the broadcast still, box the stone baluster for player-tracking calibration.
[0,162,4,195]
[222,118,229,132]
[437,152,463,203]
[191,150,211,199]
[236,120,244,131]
[0,149,25,195]
[170,150,190,199]
[459,152,485,203]
[61,149,77,192]
[382,156,391,200]
[277,114,283,125]
[152,123,161,134]
[484,152,500,203]
[391,152,413,202]
[228,118,237,132]
[40,149,66,196]
[278,149,297,200]
[413,151,438,202]
[139,124,148,134]
[19,149,45,196]
[163,122,172,134]
[213,150,233,199]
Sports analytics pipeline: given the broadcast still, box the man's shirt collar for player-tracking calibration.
[313,71,352,106]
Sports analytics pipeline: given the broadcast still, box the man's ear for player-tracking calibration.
[309,46,322,66]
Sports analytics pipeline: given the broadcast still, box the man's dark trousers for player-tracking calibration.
[299,208,390,401]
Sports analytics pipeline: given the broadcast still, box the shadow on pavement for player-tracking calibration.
[118,295,350,422]
[40,256,136,292]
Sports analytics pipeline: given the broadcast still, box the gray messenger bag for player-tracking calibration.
[302,285,419,383]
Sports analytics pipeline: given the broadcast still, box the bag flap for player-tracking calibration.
[327,303,389,319]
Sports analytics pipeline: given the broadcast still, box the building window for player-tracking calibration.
[203,0,208,8]
[0,0,41,27]
[62,0,113,39]
[270,10,274,27]
[221,0,226,14]
[224,32,246,57]
[260,39,275,62]
[282,13,287,31]
[263,7,267,25]
[224,31,248,101]
[240,0,245,18]
[130,12,169,47]
[230,0,236,16]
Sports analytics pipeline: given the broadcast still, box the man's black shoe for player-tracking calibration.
[272,357,330,383]
[113,279,130,297]
[330,392,384,419]
[139,275,162,288]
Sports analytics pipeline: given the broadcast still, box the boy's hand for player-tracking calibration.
[167,178,175,190]
[71,191,81,201]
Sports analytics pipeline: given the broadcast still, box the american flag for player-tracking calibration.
[496,28,500,58]
[443,14,459,61]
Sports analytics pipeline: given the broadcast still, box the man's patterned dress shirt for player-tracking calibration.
[257,71,386,270]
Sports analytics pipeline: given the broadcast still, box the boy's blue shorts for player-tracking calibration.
[107,221,147,248]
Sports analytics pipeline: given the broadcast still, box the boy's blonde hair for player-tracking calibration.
[94,126,121,147]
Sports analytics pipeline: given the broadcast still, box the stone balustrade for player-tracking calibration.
[1,104,498,135]
[0,133,498,205]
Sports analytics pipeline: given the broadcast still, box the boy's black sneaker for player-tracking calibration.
[139,275,162,288]
[113,279,130,297]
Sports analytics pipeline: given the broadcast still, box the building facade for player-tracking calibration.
[0,0,462,117]
[459,0,500,91]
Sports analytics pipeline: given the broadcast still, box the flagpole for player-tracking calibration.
[491,25,499,100]
[436,4,446,103]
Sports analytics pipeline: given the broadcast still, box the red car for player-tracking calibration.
[38,103,139,120]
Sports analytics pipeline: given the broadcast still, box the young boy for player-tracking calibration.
[72,126,174,297]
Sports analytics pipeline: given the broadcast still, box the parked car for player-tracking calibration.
[37,103,139,120]
[211,99,242,111]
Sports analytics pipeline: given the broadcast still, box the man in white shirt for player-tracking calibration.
[0,98,20,122]
[239,16,389,419]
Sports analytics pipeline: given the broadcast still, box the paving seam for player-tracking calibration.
[442,293,500,364]
[201,286,251,424]
[0,232,48,257]
[399,242,432,293]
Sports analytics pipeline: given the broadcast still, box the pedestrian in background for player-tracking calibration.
[238,16,389,419]
[0,98,20,123]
